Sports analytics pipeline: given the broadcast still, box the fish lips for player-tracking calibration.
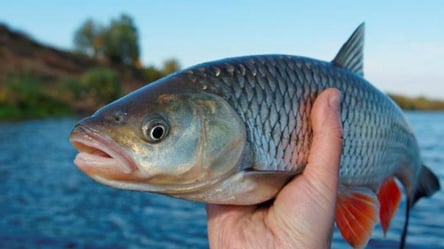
[69,125,138,180]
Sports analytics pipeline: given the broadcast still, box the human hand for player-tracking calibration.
[206,88,343,249]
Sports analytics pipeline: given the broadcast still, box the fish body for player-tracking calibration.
[70,24,440,248]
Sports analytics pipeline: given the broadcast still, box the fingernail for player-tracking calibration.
[328,90,341,111]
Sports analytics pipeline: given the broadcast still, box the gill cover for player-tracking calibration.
[114,92,248,194]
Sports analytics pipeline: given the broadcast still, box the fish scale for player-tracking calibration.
[202,57,315,171]
[180,54,418,187]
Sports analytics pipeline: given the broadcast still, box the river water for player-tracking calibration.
[1,112,443,249]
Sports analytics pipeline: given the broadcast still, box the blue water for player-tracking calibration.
[1,112,443,249]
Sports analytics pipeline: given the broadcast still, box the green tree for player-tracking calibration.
[73,19,104,58]
[102,14,140,66]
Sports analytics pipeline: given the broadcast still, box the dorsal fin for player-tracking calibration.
[332,23,365,77]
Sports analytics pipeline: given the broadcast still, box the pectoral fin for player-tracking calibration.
[335,187,379,249]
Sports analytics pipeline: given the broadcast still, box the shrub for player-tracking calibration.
[0,71,72,120]
[2,72,43,106]
[79,67,121,105]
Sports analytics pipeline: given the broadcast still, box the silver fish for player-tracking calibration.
[69,23,440,248]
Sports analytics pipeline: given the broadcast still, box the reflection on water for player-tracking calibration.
[1,113,443,248]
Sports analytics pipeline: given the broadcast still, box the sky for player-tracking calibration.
[1,0,443,98]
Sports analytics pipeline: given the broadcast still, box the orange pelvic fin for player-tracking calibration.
[335,187,379,249]
[377,177,402,236]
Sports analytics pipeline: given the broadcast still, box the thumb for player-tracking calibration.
[267,88,343,247]
[275,88,343,209]
[304,88,343,200]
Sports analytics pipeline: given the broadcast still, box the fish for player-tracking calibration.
[69,23,440,249]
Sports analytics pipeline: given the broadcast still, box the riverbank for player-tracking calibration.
[0,24,174,121]
[388,94,444,111]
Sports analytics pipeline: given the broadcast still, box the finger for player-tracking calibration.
[265,88,343,247]
[280,89,342,203]
[304,88,343,198]
[274,88,342,207]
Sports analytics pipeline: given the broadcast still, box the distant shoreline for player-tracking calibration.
[1,93,443,122]
[388,94,444,111]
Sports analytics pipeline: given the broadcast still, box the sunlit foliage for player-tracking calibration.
[73,14,139,66]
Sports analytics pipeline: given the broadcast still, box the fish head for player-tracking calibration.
[69,78,247,197]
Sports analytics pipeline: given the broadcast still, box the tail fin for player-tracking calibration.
[412,165,440,206]
[400,165,440,249]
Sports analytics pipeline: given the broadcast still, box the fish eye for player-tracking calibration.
[142,116,169,143]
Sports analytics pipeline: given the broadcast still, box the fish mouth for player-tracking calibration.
[69,125,138,179]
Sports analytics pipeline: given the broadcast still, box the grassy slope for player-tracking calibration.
[0,23,146,120]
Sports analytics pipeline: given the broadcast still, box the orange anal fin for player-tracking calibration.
[335,187,379,249]
[377,177,402,236]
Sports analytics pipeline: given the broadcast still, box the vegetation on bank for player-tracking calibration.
[0,63,178,121]
[0,72,73,120]
[0,14,180,121]
[388,94,444,111]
